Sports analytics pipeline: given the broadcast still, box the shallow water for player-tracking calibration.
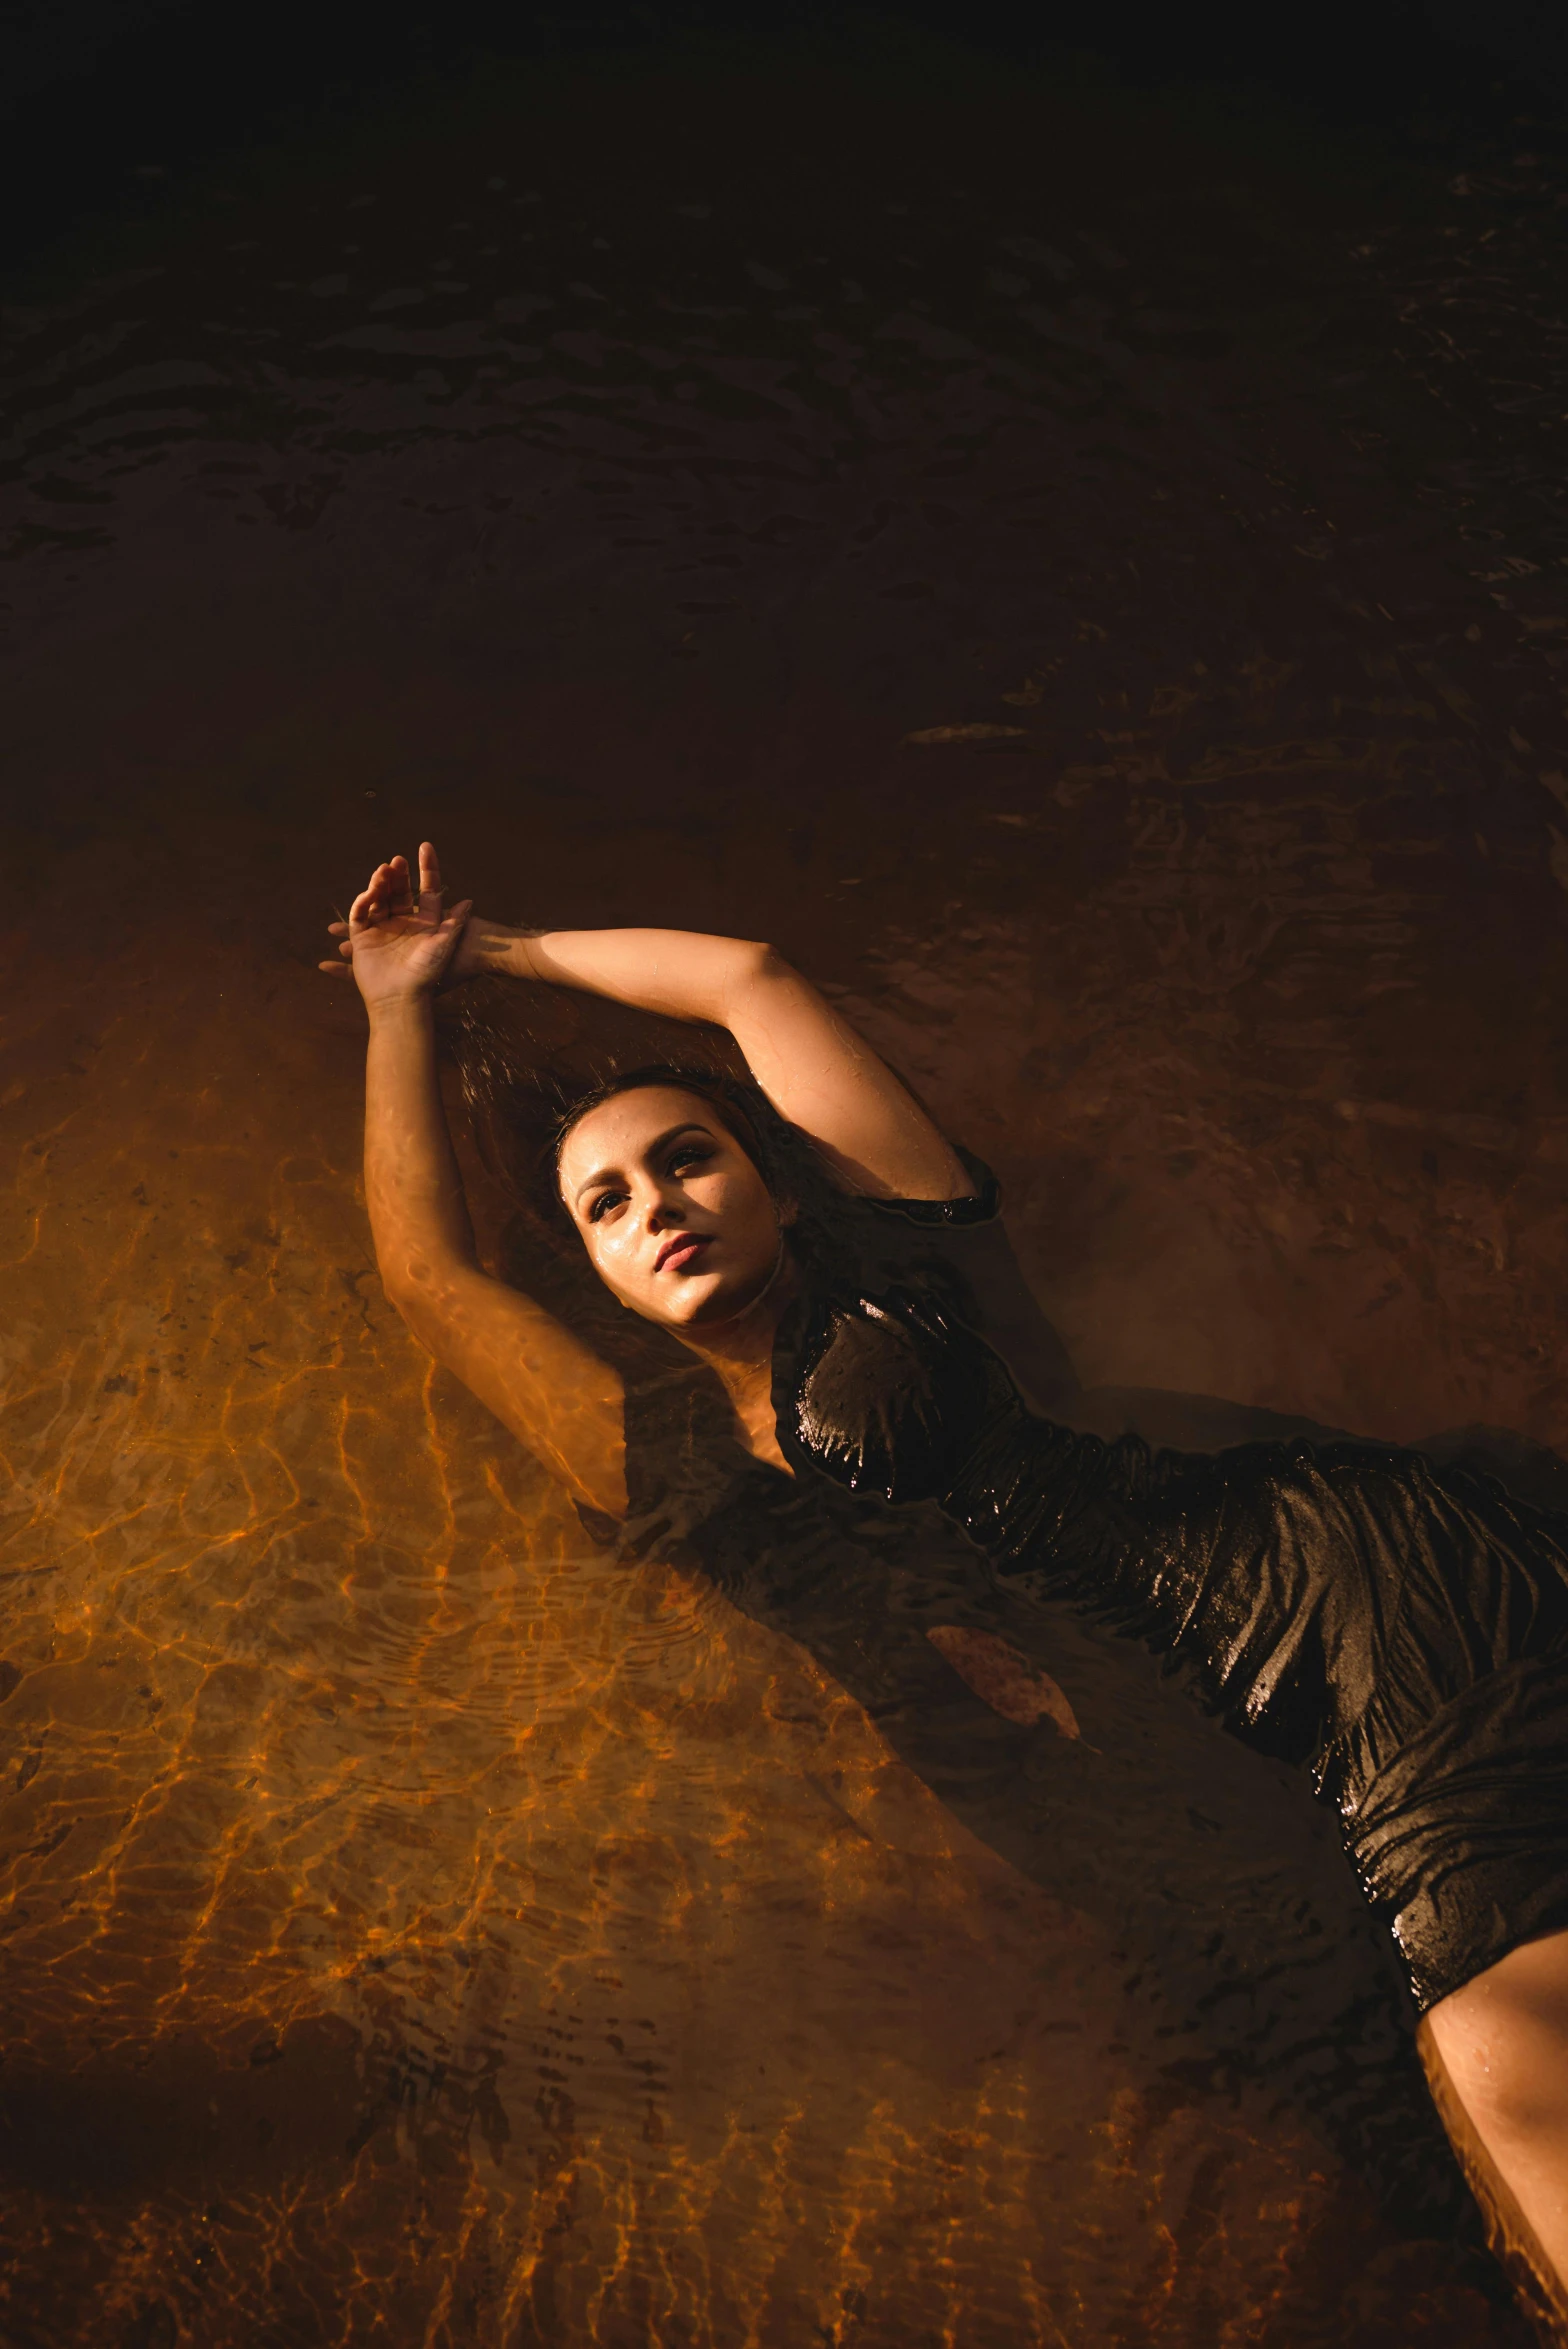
[1,36,1566,2345]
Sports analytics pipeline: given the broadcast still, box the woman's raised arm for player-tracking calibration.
[454,906,971,1205]
[328,850,628,1518]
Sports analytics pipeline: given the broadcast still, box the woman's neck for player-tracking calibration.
[676,1252,799,1471]
[677,1244,796,1367]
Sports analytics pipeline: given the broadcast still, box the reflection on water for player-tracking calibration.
[1,34,1565,2343]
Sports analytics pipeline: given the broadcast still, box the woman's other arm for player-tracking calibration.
[335,853,628,1517]
[460,913,971,1204]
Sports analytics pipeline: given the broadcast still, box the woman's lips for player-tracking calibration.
[655,1233,712,1274]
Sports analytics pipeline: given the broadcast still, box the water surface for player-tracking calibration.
[1,38,1566,2345]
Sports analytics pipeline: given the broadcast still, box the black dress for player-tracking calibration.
[599,1155,1568,2019]
[767,1180,1568,2015]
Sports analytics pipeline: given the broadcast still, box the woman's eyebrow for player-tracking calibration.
[573,1123,713,1202]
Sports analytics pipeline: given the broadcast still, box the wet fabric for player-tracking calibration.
[778,1260,1568,2011]
[595,1156,1568,2011]
[604,1146,1079,1570]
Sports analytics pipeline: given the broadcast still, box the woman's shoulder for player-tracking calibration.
[847,1145,1002,1230]
[804,1145,1079,1419]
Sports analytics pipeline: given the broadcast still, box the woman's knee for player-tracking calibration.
[1427,1930,1568,2146]
[1423,1947,1568,2333]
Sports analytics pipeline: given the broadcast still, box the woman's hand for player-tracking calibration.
[320,841,473,1007]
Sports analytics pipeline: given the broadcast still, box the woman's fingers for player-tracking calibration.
[351,872,397,929]
[360,861,405,922]
[316,956,353,976]
[361,859,399,918]
[345,853,444,937]
[431,899,474,973]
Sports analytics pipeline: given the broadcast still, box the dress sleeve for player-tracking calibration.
[848,1148,1079,1416]
[855,1145,1001,1227]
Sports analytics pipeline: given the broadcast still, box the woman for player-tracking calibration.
[323,841,1568,2326]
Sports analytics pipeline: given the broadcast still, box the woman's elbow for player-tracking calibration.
[377,1250,470,1335]
[730,939,793,992]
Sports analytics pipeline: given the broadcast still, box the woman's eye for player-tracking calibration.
[588,1190,625,1223]
[669,1146,713,1175]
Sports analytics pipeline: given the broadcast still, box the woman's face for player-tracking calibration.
[557,1085,788,1332]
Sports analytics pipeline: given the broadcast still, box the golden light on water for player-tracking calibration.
[2,34,1564,2341]
[0,929,1523,2341]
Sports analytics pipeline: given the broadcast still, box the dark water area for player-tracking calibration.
[3,0,1566,285]
[2,23,1568,2346]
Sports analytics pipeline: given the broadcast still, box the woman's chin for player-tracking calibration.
[663,1269,771,1329]
[670,1283,744,1327]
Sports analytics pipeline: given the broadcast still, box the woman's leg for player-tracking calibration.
[1422,1927,1568,2337]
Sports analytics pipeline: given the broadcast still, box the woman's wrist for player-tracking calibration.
[460,918,545,981]
[364,989,438,1030]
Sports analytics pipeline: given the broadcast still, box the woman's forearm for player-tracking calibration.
[361,993,628,1515]
[462,919,769,1027]
[460,916,968,1200]
[363,995,478,1297]
[335,854,630,1514]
